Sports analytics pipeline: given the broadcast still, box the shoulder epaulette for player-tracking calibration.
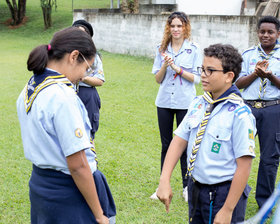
[242,46,256,55]
[190,41,199,49]
[234,105,251,118]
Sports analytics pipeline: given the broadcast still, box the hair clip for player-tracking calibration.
[47,44,51,51]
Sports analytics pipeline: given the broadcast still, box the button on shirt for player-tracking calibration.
[17,79,97,175]
[174,96,256,184]
[152,40,202,109]
[239,45,280,100]
[79,54,105,87]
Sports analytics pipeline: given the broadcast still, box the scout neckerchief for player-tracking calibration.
[24,69,73,113]
[257,41,280,99]
[187,89,243,177]
[24,69,97,159]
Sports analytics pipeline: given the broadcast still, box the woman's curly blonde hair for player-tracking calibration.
[159,12,191,53]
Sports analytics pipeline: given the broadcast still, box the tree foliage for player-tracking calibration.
[5,0,26,25]
[121,0,139,13]
[41,0,57,29]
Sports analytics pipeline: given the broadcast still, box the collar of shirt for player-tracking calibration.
[257,40,280,59]
[166,39,192,56]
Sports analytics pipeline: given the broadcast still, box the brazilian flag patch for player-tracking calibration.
[248,129,254,140]
[211,142,221,154]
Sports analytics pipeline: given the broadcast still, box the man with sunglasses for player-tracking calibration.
[156,44,256,224]
[72,20,105,142]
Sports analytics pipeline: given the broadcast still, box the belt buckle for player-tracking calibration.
[254,102,262,108]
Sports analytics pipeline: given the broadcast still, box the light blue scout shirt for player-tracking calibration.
[174,90,256,184]
[239,45,280,100]
[152,39,202,109]
[17,69,97,175]
[79,54,105,87]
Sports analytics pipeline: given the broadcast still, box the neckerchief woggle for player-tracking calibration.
[24,69,73,113]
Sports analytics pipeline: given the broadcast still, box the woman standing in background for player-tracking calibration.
[151,12,202,201]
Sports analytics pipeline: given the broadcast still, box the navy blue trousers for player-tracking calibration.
[188,178,251,224]
[248,104,280,208]
[30,165,116,224]
[78,86,101,139]
[157,107,188,188]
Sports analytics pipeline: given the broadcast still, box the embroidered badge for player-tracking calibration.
[249,145,254,153]
[189,110,197,116]
[250,59,257,65]
[75,128,83,138]
[248,129,254,140]
[211,142,221,154]
[228,105,237,112]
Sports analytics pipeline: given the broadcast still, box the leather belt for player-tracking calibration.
[244,100,280,108]
[191,177,231,187]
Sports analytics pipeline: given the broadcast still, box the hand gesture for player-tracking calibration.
[162,53,174,67]
[156,182,173,213]
[161,53,180,73]
[254,60,273,79]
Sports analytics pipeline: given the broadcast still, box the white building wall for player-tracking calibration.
[177,0,243,15]
[73,11,257,58]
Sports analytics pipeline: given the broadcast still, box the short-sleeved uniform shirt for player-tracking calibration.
[152,40,202,109]
[17,70,97,175]
[175,94,256,184]
[238,45,280,100]
[79,54,105,87]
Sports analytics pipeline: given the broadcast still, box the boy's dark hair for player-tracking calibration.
[72,19,94,37]
[257,16,280,31]
[204,44,243,83]
[27,27,96,75]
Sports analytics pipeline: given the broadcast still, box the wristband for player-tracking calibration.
[178,67,184,76]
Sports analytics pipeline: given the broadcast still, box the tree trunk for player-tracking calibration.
[18,0,26,22]
[5,0,26,25]
[42,6,52,29]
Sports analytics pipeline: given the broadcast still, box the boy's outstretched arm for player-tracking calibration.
[157,135,188,213]
[213,155,253,224]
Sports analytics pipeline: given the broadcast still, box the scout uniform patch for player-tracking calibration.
[75,128,83,138]
[211,142,221,154]
[248,129,254,140]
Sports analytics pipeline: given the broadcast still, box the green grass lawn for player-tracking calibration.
[0,0,279,223]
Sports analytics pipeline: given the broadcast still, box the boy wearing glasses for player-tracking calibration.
[156,44,256,224]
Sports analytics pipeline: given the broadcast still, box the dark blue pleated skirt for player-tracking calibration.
[29,165,116,224]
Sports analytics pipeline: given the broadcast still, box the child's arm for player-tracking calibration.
[82,76,104,87]
[67,150,109,224]
[213,155,252,224]
[157,135,188,213]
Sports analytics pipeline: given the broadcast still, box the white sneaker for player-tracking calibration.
[150,188,159,200]
[182,187,188,202]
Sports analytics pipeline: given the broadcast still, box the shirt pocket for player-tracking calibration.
[179,53,195,72]
[207,126,232,143]
[179,61,193,73]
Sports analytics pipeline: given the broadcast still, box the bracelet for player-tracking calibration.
[177,67,183,76]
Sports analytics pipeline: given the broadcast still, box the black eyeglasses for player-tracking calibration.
[197,67,224,77]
